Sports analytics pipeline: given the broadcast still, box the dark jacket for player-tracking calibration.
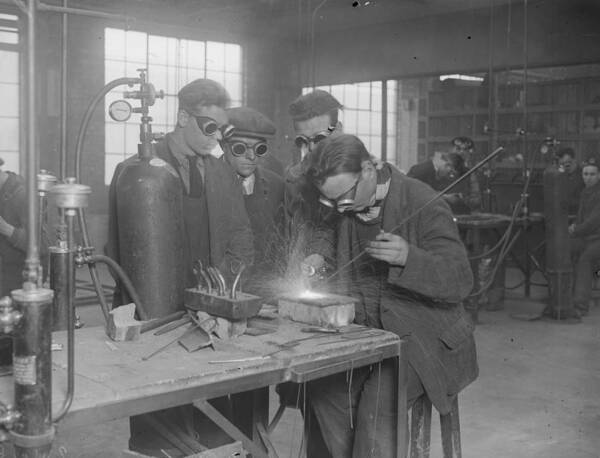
[243,166,285,265]
[107,142,254,288]
[408,159,481,214]
[565,167,585,216]
[313,165,478,415]
[0,172,28,295]
[155,142,254,272]
[237,166,286,297]
[407,160,437,189]
[573,181,600,241]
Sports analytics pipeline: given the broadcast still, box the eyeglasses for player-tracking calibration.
[319,175,361,212]
[226,140,269,158]
[192,115,235,139]
[294,126,336,149]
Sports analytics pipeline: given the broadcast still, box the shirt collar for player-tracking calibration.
[167,133,195,165]
[240,173,256,195]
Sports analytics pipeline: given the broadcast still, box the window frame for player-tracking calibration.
[0,10,23,174]
[303,80,398,164]
[104,27,244,184]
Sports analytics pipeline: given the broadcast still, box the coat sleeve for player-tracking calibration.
[387,198,473,303]
[573,195,600,238]
[4,183,27,253]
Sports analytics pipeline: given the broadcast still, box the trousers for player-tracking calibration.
[571,237,600,307]
[308,359,424,458]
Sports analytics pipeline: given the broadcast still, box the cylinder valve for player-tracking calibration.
[0,297,22,335]
[49,178,91,215]
[36,170,58,196]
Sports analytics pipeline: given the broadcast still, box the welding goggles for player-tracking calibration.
[226,140,269,158]
[318,175,361,212]
[294,125,336,149]
[192,115,235,139]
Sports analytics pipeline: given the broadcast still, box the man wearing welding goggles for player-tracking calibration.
[284,90,344,242]
[301,134,478,458]
[220,107,286,296]
[109,79,255,456]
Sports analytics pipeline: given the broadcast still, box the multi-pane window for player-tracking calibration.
[0,13,20,173]
[303,81,398,163]
[104,28,243,184]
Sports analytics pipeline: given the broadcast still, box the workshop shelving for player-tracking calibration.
[418,75,600,164]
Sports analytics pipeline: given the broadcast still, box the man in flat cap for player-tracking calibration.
[222,107,286,294]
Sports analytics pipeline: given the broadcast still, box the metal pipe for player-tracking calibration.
[80,253,149,321]
[24,0,40,287]
[52,212,75,422]
[74,77,140,181]
[310,0,328,88]
[77,209,111,324]
[59,0,67,180]
[48,245,72,331]
[36,1,130,21]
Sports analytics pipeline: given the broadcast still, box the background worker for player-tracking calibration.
[222,107,285,296]
[558,147,585,216]
[0,159,41,369]
[569,157,600,317]
[450,136,482,212]
[302,134,478,458]
[0,159,31,296]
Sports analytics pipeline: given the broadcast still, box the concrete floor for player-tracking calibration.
[25,267,600,457]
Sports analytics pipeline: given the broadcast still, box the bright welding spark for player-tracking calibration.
[296,289,325,300]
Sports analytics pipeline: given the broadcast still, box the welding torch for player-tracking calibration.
[318,146,505,282]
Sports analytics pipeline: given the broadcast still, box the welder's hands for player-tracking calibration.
[366,232,409,266]
[443,193,463,205]
[568,224,575,235]
[0,216,15,238]
[301,254,326,278]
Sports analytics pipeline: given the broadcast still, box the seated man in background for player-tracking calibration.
[558,147,585,215]
[221,107,285,295]
[409,137,482,214]
[302,134,478,458]
[450,136,482,212]
[569,157,600,317]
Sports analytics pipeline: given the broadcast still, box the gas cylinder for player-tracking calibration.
[114,155,186,318]
[543,163,574,319]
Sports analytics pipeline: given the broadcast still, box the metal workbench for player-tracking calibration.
[0,318,407,457]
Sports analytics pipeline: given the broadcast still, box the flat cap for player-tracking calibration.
[226,107,276,139]
[289,90,342,122]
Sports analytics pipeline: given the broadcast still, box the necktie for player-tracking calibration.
[187,155,203,197]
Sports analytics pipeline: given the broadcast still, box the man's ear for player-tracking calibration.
[177,110,190,128]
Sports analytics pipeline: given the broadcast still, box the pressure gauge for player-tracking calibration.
[108,100,133,122]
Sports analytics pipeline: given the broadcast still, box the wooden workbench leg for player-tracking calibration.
[396,341,409,458]
[230,388,270,454]
[194,398,268,458]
